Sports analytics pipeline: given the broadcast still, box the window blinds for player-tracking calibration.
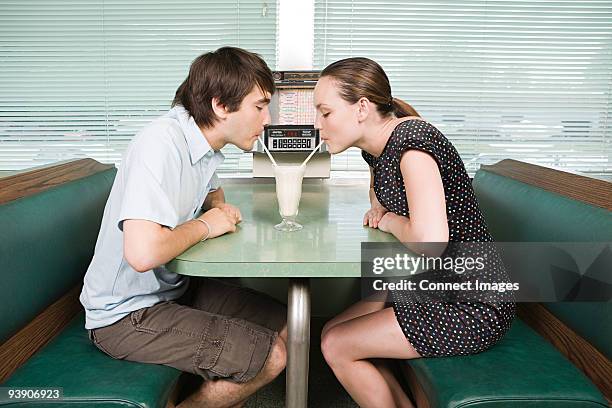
[0,0,277,173]
[314,0,612,178]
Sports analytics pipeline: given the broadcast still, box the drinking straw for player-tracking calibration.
[258,136,277,167]
[300,140,324,167]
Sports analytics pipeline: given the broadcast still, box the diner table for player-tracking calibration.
[167,178,395,408]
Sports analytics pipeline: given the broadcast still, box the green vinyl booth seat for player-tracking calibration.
[401,161,610,408]
[2,315,179,408]
[1,162,181,407]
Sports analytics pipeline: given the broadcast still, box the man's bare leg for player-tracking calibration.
[224,321,282,408]
[278,324,288,344]
[177,337,286,408]
[224,325,288,408]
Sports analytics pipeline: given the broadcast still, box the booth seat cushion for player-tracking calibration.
[0,168,116,344]
[405,319,608,408]
[472,168,612,359]
[2,314,181,408]
[471,169,612,243]
[400,164,610,407]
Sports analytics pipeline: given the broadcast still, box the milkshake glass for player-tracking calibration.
[273,164,306,232]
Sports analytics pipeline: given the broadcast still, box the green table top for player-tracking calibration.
[167,179,397,277]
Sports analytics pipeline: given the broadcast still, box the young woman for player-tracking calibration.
[314,58,516,408]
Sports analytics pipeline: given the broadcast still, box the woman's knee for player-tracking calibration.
[320,326,346,368]
[321,318,335,340]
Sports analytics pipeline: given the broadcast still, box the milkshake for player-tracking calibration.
[273,164,306,231]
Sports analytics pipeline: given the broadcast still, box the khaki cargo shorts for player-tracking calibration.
[88,278,287,384]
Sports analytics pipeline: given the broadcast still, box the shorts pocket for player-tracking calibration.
[195,317,258,382]
[129,307,157,334]
[195,315,229,370]
[129,304,174,334]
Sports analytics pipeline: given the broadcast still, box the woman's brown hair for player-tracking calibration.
[320,57,420,118]
[172,47,275,128]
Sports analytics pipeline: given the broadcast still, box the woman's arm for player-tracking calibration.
[368,168,386,210]
[364,167,388,228]
[378,149,449,244]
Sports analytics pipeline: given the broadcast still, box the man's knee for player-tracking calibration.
[278,325,288,344]
[260,337,286,380]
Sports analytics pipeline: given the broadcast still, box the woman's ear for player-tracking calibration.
[211,97,228,120]
[356,97,370,122]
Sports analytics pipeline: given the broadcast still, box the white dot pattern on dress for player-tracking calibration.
[362,119,516,357]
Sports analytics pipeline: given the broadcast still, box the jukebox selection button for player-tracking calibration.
[267,138,320,150]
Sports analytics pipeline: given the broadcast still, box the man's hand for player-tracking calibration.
[214,202,242,224]
[198,207,240,239]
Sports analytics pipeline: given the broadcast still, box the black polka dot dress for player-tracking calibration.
[362,119,516,357]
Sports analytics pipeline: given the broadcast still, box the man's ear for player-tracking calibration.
[356,97,370,122]
[211,97,228,120]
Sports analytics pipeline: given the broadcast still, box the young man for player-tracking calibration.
[80,47,287,408]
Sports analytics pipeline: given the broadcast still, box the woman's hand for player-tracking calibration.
[363,205,388,229]
[377,212,409,234]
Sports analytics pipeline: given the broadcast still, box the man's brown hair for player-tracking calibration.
[172,47,275,127]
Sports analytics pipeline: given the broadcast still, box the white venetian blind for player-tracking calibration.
[0,0,277,174]
[315,0,612,179]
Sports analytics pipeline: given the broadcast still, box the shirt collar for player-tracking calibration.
[168,105,221,165]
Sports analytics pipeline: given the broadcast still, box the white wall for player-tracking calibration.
[278,0,314,70]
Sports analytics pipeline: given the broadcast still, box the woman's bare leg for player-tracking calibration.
[372,359,414,408]
[321,307,420,408]
[321,292,413,407]
[321,290,388,338]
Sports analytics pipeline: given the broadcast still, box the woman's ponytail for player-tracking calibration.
[391,97,420,118]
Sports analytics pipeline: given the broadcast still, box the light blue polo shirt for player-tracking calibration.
[80,106,224,330]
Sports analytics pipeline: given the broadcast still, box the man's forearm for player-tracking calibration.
[126,218,209,272]
[202,188,225,210]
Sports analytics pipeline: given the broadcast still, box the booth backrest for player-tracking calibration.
[0,161,116,344]
[472,159,612,359]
